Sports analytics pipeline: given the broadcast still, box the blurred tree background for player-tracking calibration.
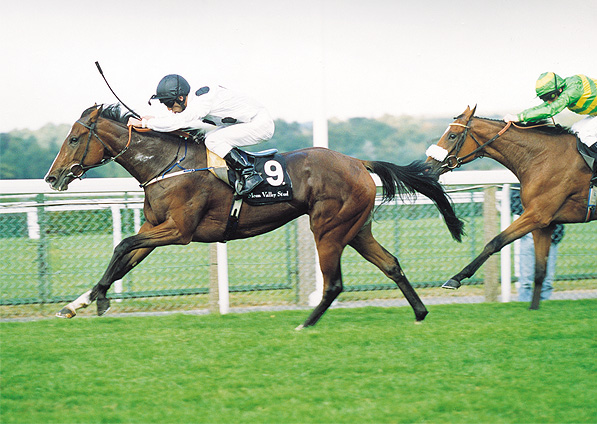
[0,114,505,180]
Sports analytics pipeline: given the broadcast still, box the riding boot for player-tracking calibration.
[224,148,264,195]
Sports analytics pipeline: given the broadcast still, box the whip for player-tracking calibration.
[95,61,141,119]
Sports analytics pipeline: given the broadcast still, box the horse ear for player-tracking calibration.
[87,104,104,124]
[461,105,477,120]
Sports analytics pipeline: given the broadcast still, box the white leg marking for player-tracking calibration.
[69,290,93,311]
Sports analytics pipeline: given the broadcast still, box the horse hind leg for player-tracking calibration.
[530,280,543,310]
[297,264,343,330]
[529,259,547,310]
[349,224,428,322]
[297,232,347,330]
[529,228,553,310]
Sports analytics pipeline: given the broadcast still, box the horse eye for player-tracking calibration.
[69,136,79,145]
[448,133,457,140]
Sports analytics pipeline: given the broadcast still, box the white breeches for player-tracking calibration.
[205,108,275,157]
[572,115,597,147]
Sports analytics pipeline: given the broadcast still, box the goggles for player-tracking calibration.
[539,91,559,102]
[160,98,177,108]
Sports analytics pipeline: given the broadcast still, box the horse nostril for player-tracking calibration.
[45,175,56,184]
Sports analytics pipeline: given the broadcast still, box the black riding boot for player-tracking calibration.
[224,148,264,195]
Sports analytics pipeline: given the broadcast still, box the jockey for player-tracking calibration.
[504,72,597,153]
[128,74,275,195]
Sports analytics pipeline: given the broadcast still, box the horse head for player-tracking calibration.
[45,105,120,191]
[425,105,479,176]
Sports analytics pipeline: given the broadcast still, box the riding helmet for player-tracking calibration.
[535,72,565,98]
[149,74,191,104]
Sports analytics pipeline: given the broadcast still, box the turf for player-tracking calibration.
[1,300,596,423]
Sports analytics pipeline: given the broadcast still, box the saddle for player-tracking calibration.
[207,148,294,241]
[207,148,293,205]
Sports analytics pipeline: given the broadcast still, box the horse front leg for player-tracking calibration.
[92,245,156,316]
[442,213,545,290]
[55,289,94,318]
[56,219,187,318]
[442,239,502,289]
[56,245,155,318]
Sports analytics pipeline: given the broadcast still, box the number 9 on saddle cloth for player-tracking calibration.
[208,149,293,205]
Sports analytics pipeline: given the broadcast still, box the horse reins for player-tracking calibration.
[67,120,133,179]
[440,119,551,170]
[67,119,212,187]
[139,133,213,188]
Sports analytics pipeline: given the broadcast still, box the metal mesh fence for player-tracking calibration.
[1,180,596,319]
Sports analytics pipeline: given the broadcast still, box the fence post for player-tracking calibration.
[27,210,40,239]
[217,243,229,314]
[110,204,123,300]
[483,186,499,301]
[297,215,317,306]
[208,243,229,314]
[500,184,511,302]
[209,243,219,313]
[133,207,141,232]
[36,194,50,303]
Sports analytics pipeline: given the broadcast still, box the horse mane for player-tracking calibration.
[474,116,575,136]
[80,103,133,125]
[78,103,204,144]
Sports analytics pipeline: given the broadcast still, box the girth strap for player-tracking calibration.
[222,195,243,241]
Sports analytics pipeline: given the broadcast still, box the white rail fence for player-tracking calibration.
[1,170,527,314]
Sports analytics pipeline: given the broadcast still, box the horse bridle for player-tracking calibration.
[440,119,512,170]
[66,117,204,187]
[66,119,132,179]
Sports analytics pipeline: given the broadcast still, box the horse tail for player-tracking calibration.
[364,160,465,242]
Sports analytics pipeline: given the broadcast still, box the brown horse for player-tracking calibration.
[425,105,596,310]
[45,104,464,328]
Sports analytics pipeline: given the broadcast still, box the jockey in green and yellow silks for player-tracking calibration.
[504,72,597,151]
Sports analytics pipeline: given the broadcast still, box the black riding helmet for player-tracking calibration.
[148,74,191,107]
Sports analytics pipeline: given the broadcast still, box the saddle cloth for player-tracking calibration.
[207,149,293,206]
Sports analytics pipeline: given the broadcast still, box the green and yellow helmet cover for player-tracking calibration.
[535,72,566,97]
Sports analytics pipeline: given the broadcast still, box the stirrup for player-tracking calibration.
[236,173,264,195]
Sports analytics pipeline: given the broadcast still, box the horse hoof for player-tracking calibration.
[295,324,304,331]
[442,279,461,290]
[97,298,111,316]
[415,309,429,322]
[56,307,76,319]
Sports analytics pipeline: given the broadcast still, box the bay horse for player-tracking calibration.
[425,105,596,310]
[45,104,464,328]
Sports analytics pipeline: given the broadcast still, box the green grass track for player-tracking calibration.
[2,300,595,423]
